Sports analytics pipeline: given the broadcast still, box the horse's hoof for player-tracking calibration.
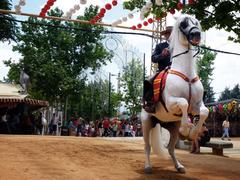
[144,167,152,174]
[177,167,186,174]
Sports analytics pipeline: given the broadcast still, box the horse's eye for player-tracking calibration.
[180,19,188,29]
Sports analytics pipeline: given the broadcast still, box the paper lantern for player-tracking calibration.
[74,5,80,10]
[19,0,26,6]
[98,13,104,18]
[169,8,175,14]
[100,8,106,14]
[131,26,136,30]
[148,18,153,23]
[231,100,237,106]
[128,13,134,19]
[112,0,118,6]
[227,103,232,111]
[213,106,216,112]
[177,2,183,10]
[218,104,223,112]
[105,3,112,10]
[189,0,195,5]
[143,21,148,26]
[80,0,87,5]
[137,24,142,29]
[209,107,213,113]
[122,17,128,22]
[223,104,228,112]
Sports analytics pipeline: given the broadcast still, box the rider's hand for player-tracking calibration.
[161,48,170,57]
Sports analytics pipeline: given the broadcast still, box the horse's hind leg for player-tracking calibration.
[165,122,186,173]
[141,111,152,173]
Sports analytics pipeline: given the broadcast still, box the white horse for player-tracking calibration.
[142,14,209,173]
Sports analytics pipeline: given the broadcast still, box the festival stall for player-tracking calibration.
[0,83,49,134]
[205,99,240,137]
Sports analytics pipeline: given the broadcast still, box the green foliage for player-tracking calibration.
[121,58,144,115]
[4,6,112,113]
[0,0,18,41]
[218,84,240,101]
[124,0,240,43]
[196,46,216,103]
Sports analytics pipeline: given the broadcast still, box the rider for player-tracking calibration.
[143,26,173,113]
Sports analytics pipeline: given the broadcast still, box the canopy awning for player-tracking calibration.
[0,98,49,107]
[0,83,49,109]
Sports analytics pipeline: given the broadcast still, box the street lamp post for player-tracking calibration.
[108,72,117,117]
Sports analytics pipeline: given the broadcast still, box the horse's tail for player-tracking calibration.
[150,123,169,158]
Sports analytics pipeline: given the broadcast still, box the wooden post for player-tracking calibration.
[0,9,159,33]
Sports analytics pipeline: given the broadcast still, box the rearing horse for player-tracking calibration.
[141,14,209,173]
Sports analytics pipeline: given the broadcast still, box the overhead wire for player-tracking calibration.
[1,15,240,56]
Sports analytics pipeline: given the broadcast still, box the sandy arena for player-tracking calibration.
[0,135,240,180]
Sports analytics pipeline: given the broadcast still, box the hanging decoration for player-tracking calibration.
[207,100,240,114]
[64,4,82,19]
[64,0,88,19]
[209,106,213,113]
[90,0,119,24]
[111,12,135,27]
[130,17,155,30]
[80,0,87,5]
[39,0,57,17]
[14,0,26,14]
[212,106,216,113]
[218,104,223,112]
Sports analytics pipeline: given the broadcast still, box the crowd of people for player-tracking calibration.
[64,116,143,138]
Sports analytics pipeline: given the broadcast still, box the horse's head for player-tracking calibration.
[171,15,201,47]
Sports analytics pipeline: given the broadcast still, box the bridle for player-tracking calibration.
[171,18,201,59]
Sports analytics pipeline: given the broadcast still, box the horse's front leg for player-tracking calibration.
[167,97,191,138]
[141,110,152,173]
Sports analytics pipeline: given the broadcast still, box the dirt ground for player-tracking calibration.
[0,135,240,180]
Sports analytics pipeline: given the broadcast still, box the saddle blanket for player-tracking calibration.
[153,70,168,103]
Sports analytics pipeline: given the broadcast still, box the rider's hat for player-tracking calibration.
[160,26,173,35]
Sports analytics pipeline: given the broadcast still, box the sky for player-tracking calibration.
[0,0,240,100]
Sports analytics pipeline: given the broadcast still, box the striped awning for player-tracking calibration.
[0,83,49,109]
[0,98,49,108]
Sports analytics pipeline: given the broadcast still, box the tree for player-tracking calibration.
[196,47,216,103]
[123,0,240,43]
[231,84,240,99]
[4,6,113,122]
[0,0,17,41]
[218,84,240,101]
[218,87,232,101]
[4,6,112,103]
[121,58,144,115]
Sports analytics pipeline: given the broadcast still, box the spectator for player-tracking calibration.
[112,121,118,137]
[102,117,110,137]
[51,113,59,135]
[221,117,231,141]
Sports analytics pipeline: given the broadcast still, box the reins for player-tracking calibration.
[171,44,200,59]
